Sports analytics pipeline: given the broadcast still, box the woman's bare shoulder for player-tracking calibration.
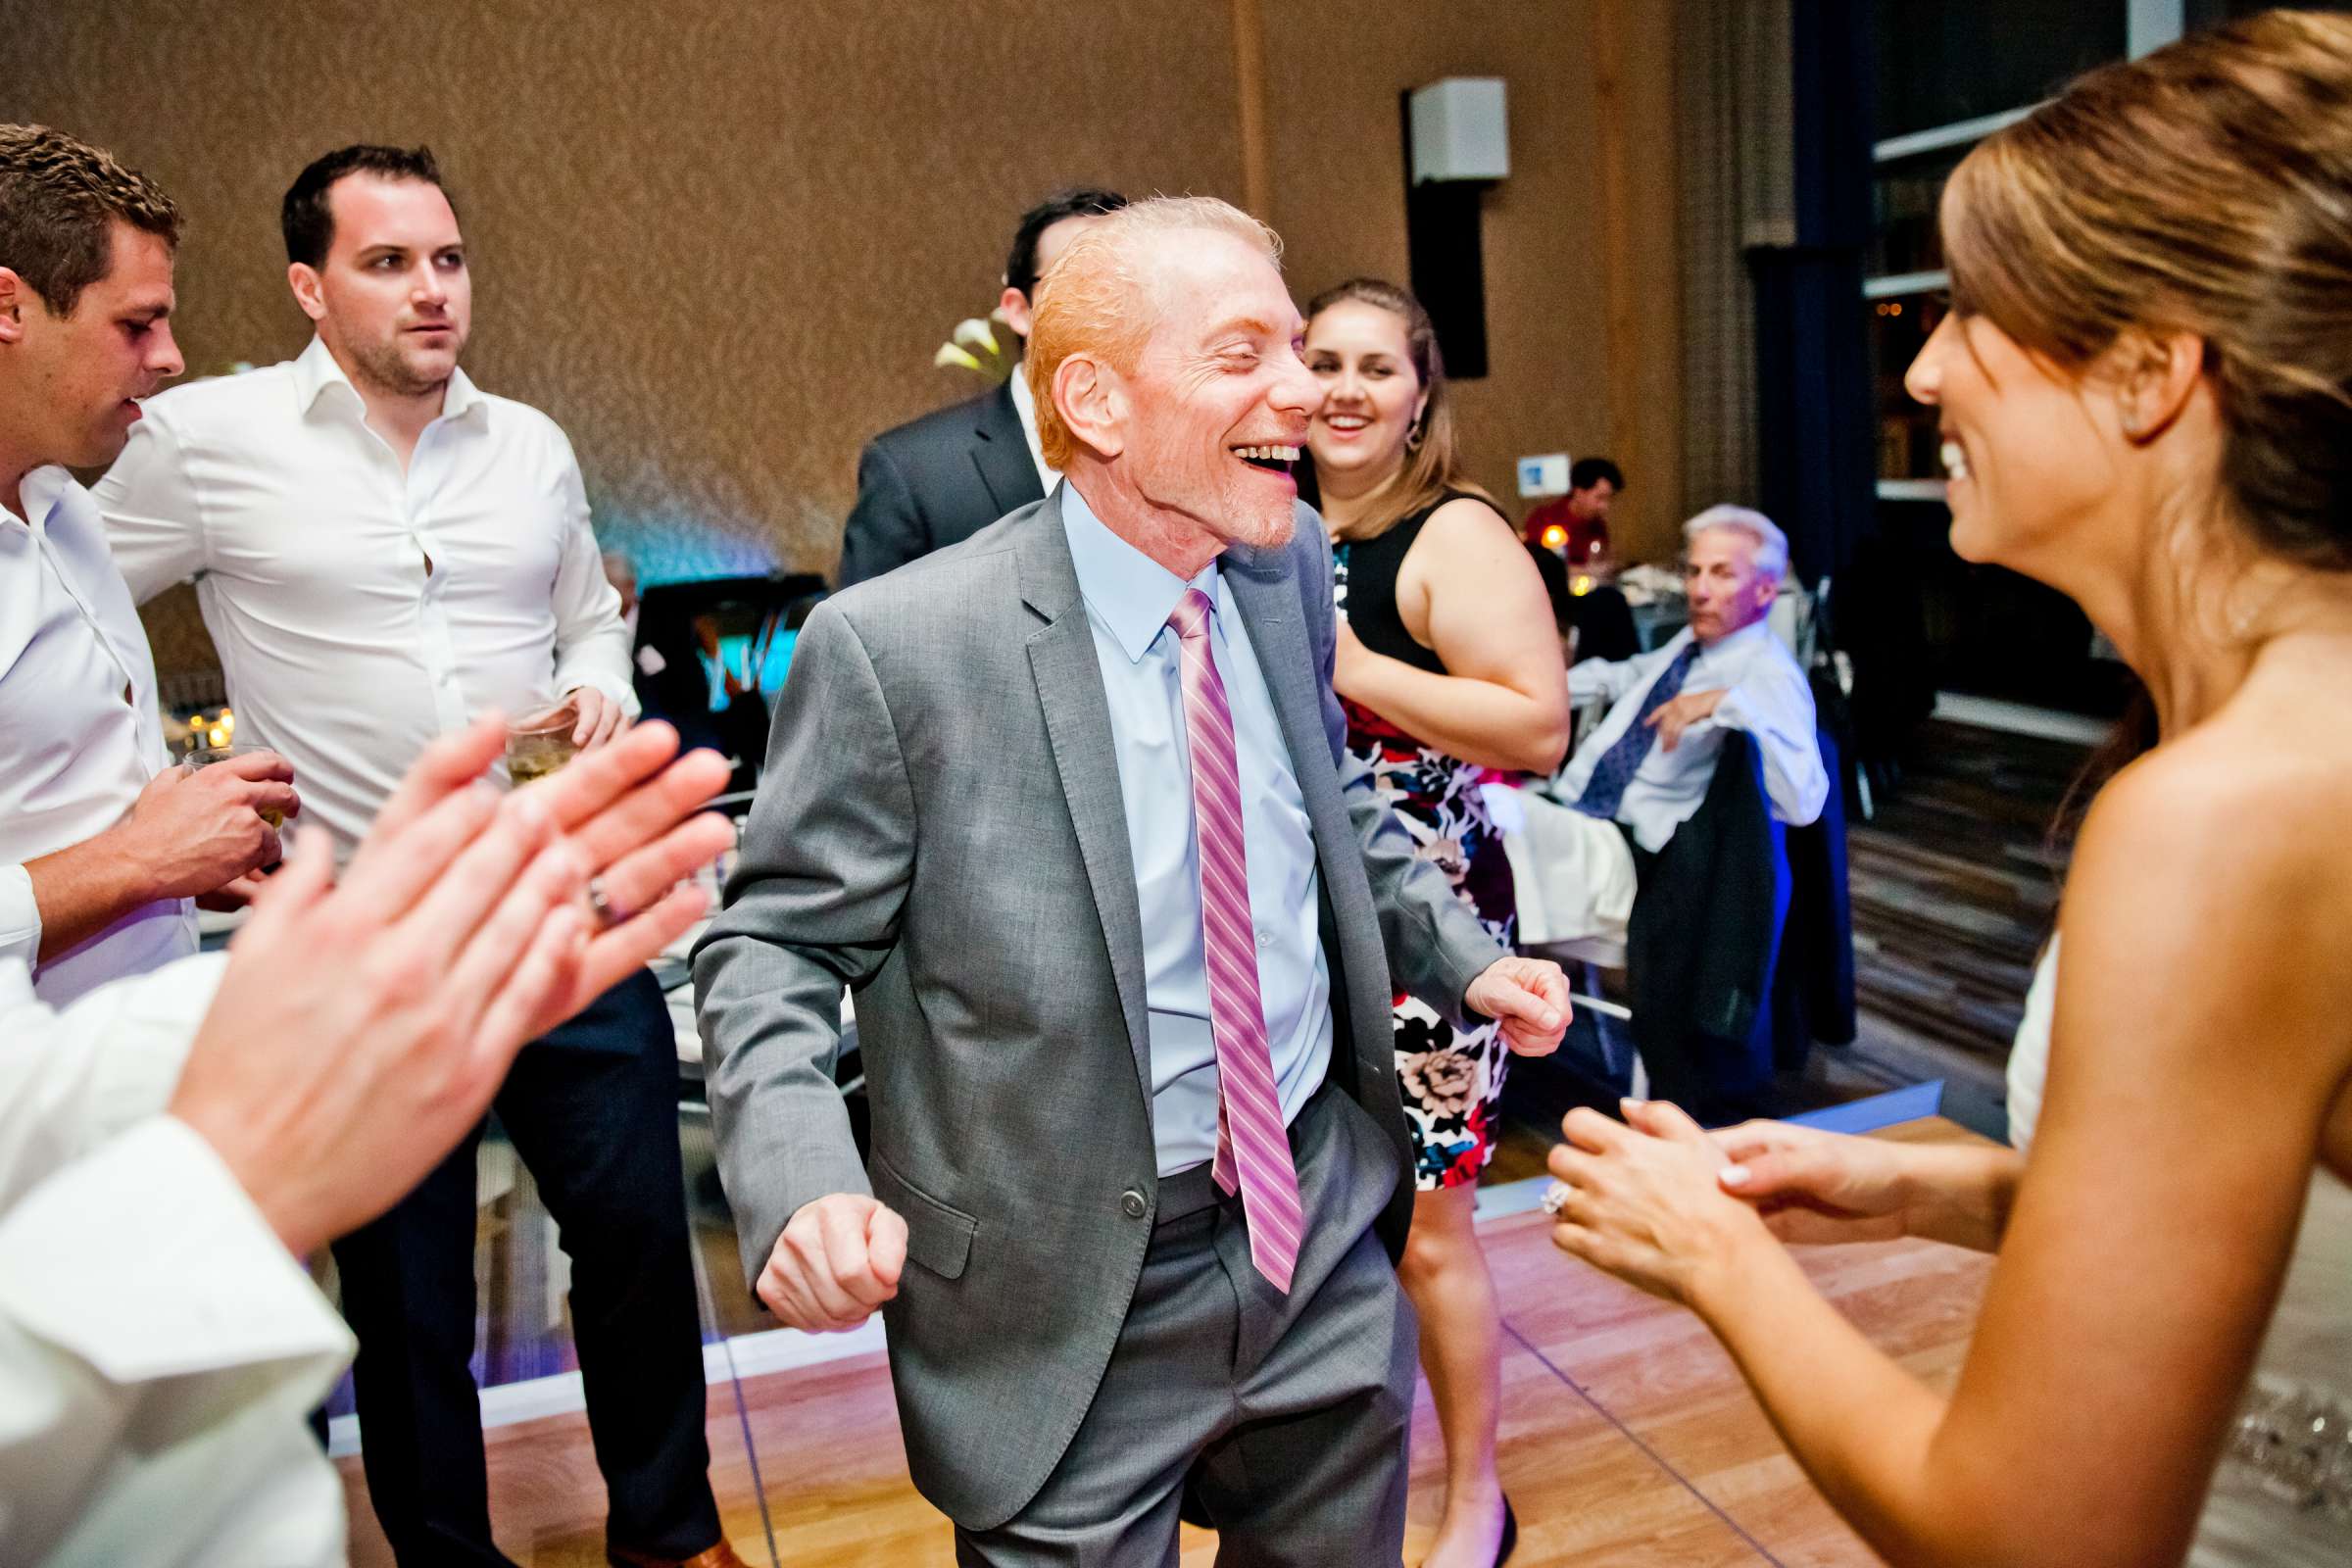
[1416,493,1519,548]
[2071,688,2352,1015]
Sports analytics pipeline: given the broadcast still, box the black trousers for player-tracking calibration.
[331,969,721,1565]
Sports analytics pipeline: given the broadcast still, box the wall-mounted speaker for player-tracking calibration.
[1407,77,1510,184]
[1400,78,1509,380]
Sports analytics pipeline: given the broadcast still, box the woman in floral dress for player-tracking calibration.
[1303,278,1569,1568]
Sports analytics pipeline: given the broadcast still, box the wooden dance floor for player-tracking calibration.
[339,1119,1992,1567]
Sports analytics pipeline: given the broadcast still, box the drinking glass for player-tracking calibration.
[505,706,579,785]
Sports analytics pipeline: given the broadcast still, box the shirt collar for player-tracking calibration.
[1060,479,1219,664]
[292,333,486,424]
[1704,616,1772,659]
[5,465,74,532]
[1006,362,1038,433]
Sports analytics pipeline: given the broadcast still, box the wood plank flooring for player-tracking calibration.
[339,1120,1995,1567]
[1498,715,2091,1159]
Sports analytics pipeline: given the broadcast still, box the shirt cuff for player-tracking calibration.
[0,863,39,977]
[0,1117,353,1385]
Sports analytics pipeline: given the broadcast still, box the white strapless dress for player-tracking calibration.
[2008,941,2352,1565]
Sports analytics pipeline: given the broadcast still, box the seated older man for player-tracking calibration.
[1517,506,1829,948]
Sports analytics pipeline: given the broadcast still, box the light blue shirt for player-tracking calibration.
[1060,482,1334,1176]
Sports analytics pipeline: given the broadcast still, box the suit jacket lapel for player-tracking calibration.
[971,382,1047,521]
[1223,544,1350,858]
[1018,494,1154,1102]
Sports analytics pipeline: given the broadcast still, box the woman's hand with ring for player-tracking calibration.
[1545,1099,1779,1309]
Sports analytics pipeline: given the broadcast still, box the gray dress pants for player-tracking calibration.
[955,1086,1420,1568]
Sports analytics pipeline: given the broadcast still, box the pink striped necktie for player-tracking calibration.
[1165,586,1304,1293]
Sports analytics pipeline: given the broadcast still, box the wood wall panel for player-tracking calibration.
[6,0,1684,636]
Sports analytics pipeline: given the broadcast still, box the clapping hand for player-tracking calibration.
[169,715,733,1256]
[1706,1114,1917,1245]
[1544,1100,1774,1306]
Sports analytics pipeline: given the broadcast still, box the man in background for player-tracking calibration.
[835,186,1126,586]
[96,144,742,1568]
[1517,505,1827,951]
[1523,454,1621,564]
[0,123,294,1007]
[1525,457,1637,662]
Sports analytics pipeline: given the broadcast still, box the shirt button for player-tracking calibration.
[1119,1189,1148,1220]
[1256,927,1272,949]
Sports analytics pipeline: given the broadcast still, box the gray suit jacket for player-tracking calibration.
[694,488,1501,1529]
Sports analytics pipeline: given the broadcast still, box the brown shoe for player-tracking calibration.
[607,1543,754,1568]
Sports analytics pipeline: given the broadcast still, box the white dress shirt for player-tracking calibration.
[0,955,352,1568]
[0,466,195,1005]
[95,337,638,848]
[1004,367,1059,496]
[1060,482,1332,1175]
[1558,618,1828,852]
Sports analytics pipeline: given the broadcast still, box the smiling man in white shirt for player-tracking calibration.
[0,125,298,1008]
[94,144,742,1568]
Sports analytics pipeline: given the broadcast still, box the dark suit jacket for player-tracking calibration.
[1625,732,1789,1118]
[835,382,1046,587]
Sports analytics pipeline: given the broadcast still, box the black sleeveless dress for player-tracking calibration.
[1331,492,1518,1190]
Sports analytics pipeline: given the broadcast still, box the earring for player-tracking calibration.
[1404,420,1425,452]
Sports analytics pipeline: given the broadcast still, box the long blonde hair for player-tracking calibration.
[1304,277,1494,543]
[1943,10,2352,570]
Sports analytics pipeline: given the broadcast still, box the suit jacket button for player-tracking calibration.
[1120,1189,1148,1219]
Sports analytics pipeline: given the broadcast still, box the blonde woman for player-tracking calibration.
[1304,277,1568,1568]
[1545,15,2352,1565]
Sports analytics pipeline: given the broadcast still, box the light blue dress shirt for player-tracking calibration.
[1060,482,1334,1176]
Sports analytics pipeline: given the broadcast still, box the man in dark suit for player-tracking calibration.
[699,197,1571,1565]
[835,188,1127,587]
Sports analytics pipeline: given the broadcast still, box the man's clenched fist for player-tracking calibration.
[758,1193,908,1332]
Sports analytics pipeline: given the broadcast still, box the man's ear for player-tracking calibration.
[0,269,27,346]
[1054,352,1126,462]
[999,284,1034,342]
[287,263,328,323]
[2114,328,2205,444]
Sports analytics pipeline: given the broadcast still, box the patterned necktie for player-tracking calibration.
[1165,587,1304,1293]
[1573,640,1702,821]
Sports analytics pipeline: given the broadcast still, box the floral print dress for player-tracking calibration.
[1334,514,1519,1190]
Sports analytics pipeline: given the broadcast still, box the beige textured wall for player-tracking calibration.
[1261,0,1683,562]
[6,0,1682,670]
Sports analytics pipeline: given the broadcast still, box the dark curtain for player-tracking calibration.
[1748,0,1876,585]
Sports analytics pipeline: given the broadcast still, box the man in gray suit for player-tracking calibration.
[696,196,1570,1565]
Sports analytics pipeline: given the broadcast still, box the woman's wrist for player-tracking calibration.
[1683,1200,1793,1320]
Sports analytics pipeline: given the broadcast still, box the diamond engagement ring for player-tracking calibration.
[585,876,624,927]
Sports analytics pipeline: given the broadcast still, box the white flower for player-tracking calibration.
[934,343,984,371]
[953,318,1000,356]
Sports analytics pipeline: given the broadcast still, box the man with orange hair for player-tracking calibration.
[700,197,1570,1564]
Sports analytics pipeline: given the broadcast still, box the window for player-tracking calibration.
[1873,1,2123,140]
